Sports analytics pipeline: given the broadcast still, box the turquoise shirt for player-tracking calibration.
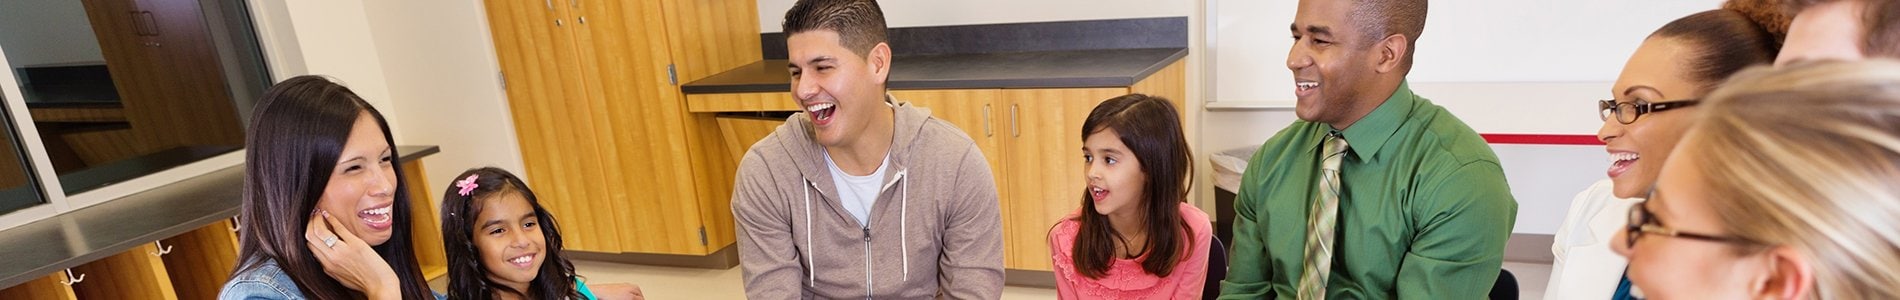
[1219,81,1518,299]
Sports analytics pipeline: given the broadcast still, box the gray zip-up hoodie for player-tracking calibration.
[731,97,1005,299]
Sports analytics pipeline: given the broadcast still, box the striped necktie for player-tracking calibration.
[1297,132,1349,300]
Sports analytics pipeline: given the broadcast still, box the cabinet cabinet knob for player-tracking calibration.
[579,16,587,24]
[555,19,564,27]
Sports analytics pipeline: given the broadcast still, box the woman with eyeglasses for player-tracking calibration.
[1612,59,1900,300]
[1546,9,1781,300]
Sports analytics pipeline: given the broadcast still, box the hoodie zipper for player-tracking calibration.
[863,226,873,299]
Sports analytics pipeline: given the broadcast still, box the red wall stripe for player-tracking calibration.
[1481,133,1604,145]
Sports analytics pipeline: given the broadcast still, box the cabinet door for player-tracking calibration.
[159,221,239,300]
[1000,88,1128,271]
[0,273,77,300]
[569,0,713,254]
[130,0,245,148]
[483,0,621,252]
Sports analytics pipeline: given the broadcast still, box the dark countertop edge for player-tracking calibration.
[681,48,1189,95]
[0,145,440,289]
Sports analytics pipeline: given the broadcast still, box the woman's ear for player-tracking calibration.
[1753,246,1814,299]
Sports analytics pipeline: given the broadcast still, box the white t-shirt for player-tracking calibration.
[825,153,890,226]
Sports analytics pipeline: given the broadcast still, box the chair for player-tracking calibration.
[1490,269,1519,300]
[1203,235,1228,300]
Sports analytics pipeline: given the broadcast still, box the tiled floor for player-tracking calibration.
[543,259,1555,299]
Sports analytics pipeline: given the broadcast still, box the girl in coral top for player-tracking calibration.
[1049,94,1213,299]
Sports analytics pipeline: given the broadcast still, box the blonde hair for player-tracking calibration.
[1684,59,1900,300]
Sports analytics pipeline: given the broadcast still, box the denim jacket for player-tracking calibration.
[218,259,445,300]
[219,260,305,300]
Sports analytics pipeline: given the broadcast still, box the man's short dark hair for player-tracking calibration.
[782,0,889,57]
[1349,0,1428,70]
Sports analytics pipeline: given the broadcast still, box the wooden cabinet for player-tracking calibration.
[685,60,1188,271]
[75,0,245,155]
[482,0,761,255]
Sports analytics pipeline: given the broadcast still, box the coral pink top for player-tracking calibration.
[1049,204,1213,300]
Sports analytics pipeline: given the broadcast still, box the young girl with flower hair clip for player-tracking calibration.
[439,167,644,300]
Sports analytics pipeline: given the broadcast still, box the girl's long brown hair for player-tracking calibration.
[1069,94,1195,278]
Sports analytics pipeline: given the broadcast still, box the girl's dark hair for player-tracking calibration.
[1652,9,1783,94]
[232,75,435,299]
[440,167,580,300]
[1069,94,1195,278]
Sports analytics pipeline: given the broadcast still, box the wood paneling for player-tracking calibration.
[69,243,178,299]
[27,108,127,123]
[657,0,763,82]
[686,92,799,113]
[159,221,238,300]
[0,273,76,300]
[1130,61,1188,113]
[484,0,625,252]
[489,0,760,255]
[656,0,764,253]
[401,160,448,280]
[1000,88,1128,271]
[714,116,784,169]
[571,0,707,254]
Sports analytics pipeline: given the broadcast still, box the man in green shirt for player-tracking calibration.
[1218,0,1517,299]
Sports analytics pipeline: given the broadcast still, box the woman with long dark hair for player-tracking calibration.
[220,75,438,299]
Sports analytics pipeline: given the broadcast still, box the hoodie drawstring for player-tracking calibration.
[804,181,816,287]
[899,169,910,282]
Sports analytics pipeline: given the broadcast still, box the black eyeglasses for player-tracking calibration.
[1624,192,1755,248]
[1599,99,1699,124]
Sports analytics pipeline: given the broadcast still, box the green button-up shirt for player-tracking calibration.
[1219,81,1518,299]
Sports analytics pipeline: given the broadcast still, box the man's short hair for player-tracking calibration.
[1349,0,1428,70]
[782,0,889,57]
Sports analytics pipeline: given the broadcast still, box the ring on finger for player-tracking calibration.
[321,235,339,248]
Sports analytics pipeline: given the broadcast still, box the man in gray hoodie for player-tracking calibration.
[730,0,1006,299]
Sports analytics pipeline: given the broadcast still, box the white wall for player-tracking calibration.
[757,0,1193,32]
[359,1,527,196]
[251,0,525,199]
[0,0,105,67]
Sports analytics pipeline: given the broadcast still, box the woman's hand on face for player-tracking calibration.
[589,283,645,300]
[306,210,401,300]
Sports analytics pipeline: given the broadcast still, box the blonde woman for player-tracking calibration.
[1613,59,1900,300]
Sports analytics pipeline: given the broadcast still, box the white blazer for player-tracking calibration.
[1545,179,1643,300]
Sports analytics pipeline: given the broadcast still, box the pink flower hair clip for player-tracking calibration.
[455,174,480,196]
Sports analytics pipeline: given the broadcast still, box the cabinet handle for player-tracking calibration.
[983,104,993,137]
[141,11,158,36]
[1010,104,1020,137]
[555,19,563,27]
[150,240,174,257]
[128,11,145,36]
[60,269,84,286]
[578,16,586,24]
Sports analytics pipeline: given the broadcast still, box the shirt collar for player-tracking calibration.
[1332,80,1416,161]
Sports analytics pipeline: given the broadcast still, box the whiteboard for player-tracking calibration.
[1211,0,1720,107]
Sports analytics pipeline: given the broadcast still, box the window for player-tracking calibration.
[0,0,268,216]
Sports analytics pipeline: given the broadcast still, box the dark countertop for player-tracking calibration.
[0,146,439,289]
[681,48,1188,94]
